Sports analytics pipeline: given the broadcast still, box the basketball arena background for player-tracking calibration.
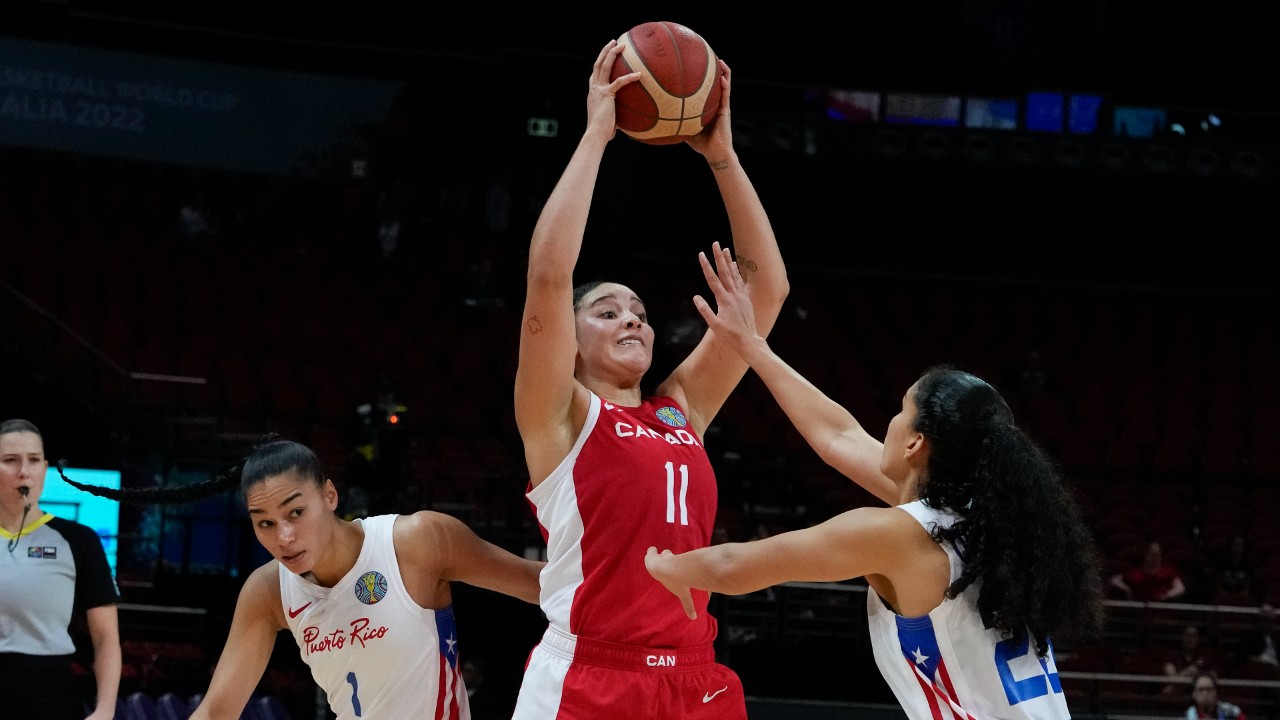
[3,2,1279,718]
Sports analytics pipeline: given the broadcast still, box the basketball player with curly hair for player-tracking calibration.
[646,251,1106,720]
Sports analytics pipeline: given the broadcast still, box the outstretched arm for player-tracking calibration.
[514,39,641,485]
[690,246,898,504]
[660,60,790,435]
[645,507,910,619]
[190,565,283,720]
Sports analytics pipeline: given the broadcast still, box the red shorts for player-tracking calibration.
[511,626,747,720]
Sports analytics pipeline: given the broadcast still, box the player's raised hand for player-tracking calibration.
[686,59,732,158]
[588,39,640,140]
[693,241,760,353]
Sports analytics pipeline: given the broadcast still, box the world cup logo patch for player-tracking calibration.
[655,406,687,428]
[354,571,388,605]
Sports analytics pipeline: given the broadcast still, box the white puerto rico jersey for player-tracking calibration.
[279,514,469,720]
[867,501,1069,720]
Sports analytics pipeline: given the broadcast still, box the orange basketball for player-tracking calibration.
[609,21,723,145]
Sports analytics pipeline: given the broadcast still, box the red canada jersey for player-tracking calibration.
[527,392,718,648]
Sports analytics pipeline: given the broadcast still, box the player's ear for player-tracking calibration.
[904,433,927,462]
[322,479,339,511]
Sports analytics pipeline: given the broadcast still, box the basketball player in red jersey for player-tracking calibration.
[510,38,789,720]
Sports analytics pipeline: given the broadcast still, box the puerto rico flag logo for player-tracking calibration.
[655,405,687,428]
[896,615,979,720]
[354,570,388,605]
[435,607,465,719]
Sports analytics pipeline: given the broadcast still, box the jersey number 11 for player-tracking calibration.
[665,462,689,525]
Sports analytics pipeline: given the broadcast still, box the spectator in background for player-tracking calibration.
[1111,540,1187,602]
[0,419,121,720]
[1240,604,1279,668]
[1185,672,1245,720]
[1163,624,1223,694]
[1209,534,1256,605]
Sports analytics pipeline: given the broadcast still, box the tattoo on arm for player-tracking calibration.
[526,317,544,334]
[709,159,730,171]
[735,255,758,274]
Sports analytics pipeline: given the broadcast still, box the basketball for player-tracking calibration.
[609,21,723,145]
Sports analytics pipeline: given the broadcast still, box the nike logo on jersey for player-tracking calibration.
[288,601,313,618]
[703,686,728,703]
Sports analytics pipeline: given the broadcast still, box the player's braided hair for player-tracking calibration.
[57,459,240,504]
[55,432,321,504]
[912,365,1105,657]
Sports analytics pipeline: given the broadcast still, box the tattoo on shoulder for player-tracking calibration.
[526,316,544,334]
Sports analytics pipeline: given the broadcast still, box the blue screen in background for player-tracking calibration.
[1068,94,1103,134]
[964,98,1020,130]
[41,467,120,575]
[1114,107,1169,138]
[1025,92,1065,132]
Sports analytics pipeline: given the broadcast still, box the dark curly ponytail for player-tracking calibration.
[913,365,1105,656]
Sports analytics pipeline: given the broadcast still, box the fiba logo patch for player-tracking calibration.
[354,571,389,605]
[655,406,687,428]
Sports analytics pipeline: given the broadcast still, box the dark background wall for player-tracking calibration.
[3,2,1279,718]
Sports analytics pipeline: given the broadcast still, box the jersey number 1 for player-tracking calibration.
[346,671,363,716]
[665,462,689,525]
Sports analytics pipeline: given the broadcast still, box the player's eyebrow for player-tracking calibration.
[247,491,304,514]
[587,293,642,309]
